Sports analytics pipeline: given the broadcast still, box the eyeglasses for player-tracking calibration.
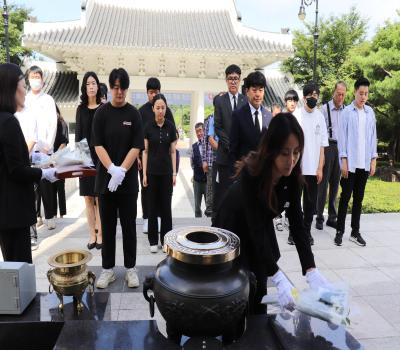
[227,77,240,82]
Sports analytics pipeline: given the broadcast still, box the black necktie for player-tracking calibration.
[233,95,237,110]
[254,110,260,132]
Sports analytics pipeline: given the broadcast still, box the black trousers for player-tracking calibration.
[53,179,66,216]
[36,179,56,220]
[193,180,207,217]
[337,169,369,233]
[0,227,32,263]
[139,168,148,219]
[98,193,138,269]
[147,174,173,246]
[316,142,340,223]
[303,175,318,233]
[212,163,233,218]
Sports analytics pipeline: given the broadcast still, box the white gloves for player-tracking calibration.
[306,268,331,290]
[41,168,58,183]
[107,163,127,192]
[271,270,295,311]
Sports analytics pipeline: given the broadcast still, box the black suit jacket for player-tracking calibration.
[229,104,272,161]
[191,141,207,183]
[214,92,247,165]
[214,168,316,279]
[0,112,42,229]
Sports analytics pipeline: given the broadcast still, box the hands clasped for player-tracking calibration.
[107,163,127,192]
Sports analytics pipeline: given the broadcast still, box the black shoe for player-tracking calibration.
[87,241,96,250]
[350,232,366,246]
[287,235,294,245]
[315,221,323,230]
[204,211,212,218]
[96,242,103,250]
[309,234,314,246]
[326,220,337,229]
[334,231,343,246]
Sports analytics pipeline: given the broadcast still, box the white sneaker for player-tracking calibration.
[125,267,139,288]
[150,245,158,253]
[36,217,43,228]
[142,219,148,233]
[47,218,56,230]
[96,269,116,289]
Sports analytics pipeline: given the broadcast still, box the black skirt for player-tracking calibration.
[79,176,96,197]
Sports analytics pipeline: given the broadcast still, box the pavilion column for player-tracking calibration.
[189,90,205,145]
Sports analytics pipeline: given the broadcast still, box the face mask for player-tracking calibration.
[306,97,318,109]
[29,79,42,91]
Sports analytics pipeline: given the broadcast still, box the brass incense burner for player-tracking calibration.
[47,249,95,313]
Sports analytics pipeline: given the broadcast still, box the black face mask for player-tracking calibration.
[306,97,318,109]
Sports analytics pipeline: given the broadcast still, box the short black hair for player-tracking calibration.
[225,64,241,77]
[109,68,130,90]
[354,77,370,90]
[0,63,24,114]
[151,93,167,107]
[80,71,102,106]
[146,77,161,92]
[284,89,299,101]
[26,65,43,79]
[99,83,108,99]
[195,122,204,130]
[303,82,320,97]
[244,71,266,89]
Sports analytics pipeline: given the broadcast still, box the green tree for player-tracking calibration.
[0,4,32,64]
[345,13,400,161]
[282,7,367,101]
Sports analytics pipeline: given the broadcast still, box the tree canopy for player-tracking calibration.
[0,4,31,65]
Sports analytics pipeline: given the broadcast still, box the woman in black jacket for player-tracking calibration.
[0,64,57,263]
[214,113,330,314]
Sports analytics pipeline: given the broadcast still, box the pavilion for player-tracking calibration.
[23,0,293,137]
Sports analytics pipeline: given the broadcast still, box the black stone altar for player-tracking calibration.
[0,292,364,350]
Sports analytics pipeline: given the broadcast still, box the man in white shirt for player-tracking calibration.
[25,66,58,234]
[335,77,377,247]
[15,107,38,153]
[288,82,328,246]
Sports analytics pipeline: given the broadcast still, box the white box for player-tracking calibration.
[0,262,36,314]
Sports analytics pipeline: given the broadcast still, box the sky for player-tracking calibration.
[14,0,400,39]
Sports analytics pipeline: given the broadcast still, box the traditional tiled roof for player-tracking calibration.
[264,75,298,108]
[42,71,79,106]
[24,3,291,54]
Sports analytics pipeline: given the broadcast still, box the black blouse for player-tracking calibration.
[214,168,316,278]
[144,119,177,175]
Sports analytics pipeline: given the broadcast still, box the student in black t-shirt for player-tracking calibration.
[92,68,144,289]
[138,78,175,234]
[142,94,177,253]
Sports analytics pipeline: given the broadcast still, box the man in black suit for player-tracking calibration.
[213,64,246,216]
[191,122,207,217]
[230,71,272,162]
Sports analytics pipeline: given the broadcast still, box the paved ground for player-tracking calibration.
[2,148,400,349]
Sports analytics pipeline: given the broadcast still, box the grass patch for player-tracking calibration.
[337,177,400,213]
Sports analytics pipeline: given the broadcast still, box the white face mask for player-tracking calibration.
[29,78,42,91]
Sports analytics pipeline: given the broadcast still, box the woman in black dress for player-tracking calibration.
[142,94,177,253]
[0,63,57,263]
[75,72,102,250]
[214,113,330,314]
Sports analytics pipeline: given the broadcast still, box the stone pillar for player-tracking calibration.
[189,90,204,145]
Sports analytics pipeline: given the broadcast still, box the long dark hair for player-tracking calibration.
[80,71,101,106]
[236,112,304,212]
[151,93,167,107]
[0,63,24,114]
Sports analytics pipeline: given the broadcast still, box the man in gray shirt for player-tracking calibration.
[316,81,346,230]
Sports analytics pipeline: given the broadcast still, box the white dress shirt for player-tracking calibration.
[25,91,57,154]
[249,103,262,132]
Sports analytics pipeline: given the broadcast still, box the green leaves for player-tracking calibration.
[0,4,32,65]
